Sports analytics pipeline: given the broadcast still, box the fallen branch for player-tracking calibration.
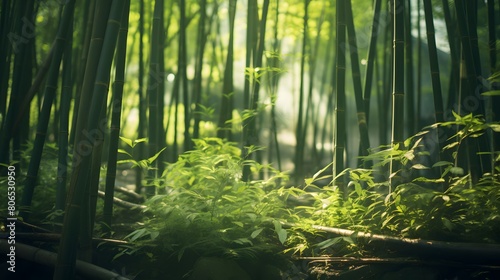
[297,256,500,269]
[0,240,131,279]
[97,190,146,210]
[114,185,145,203]
[0,232,128,245]
[287,223,500,265]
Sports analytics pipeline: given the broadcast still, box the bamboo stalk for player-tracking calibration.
[20,0,74,219]
[54,1,126,278]
[103,0,131,236]
[217,0,237,140]
[0,240,131,280]
[346,0,370,164]
[294,0,309,181]
[56,9,74,213]
[389,0,405,192]
[334,0,347,195]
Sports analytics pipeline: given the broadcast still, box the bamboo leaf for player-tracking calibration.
[316,237,343,249]
[251,228,264,239]
[432,161,453,168]
[411,164,429,170]
[146,147,166,164]
[481,90,500,96]
[119,136,134,147]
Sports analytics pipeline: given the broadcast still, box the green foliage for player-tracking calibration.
[289,113,500,257]
[121,138,298,263]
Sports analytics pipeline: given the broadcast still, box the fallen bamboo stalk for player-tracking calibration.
[0,240,131,279]
[97,190,146,210]
[296,256,500,269]
[286,223,500,265]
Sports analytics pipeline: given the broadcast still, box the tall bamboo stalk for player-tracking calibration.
[217,0,237,140]
[389,0,405,192]
[20,0,74,219]
[135,0,145,193]
[363,0,381,124]
[179,0,190,151]
[423,0,444,123]
[146,0,164,196]
[56,9,74,212]
[54,1,127,278]
[334,0,347,194]
[0,0,13,119]
[345,0,370,163]
[404,0,414,136]
[294,0,309,180]
[103,0,130,236]
[192,0,208,140]
[0,1,30,173]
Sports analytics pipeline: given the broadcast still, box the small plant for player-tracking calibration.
[118,138,302,277]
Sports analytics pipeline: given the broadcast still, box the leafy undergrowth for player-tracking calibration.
[118,114,500,279]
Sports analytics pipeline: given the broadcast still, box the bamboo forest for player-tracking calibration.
[1,0,500,279]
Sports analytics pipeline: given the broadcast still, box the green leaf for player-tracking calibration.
[443,142,459,150]
[120,136,133,147]
[232,221,244,227]
[251,228,264,239]
[481,90,500,96]
[450,167,464,175]
[441,217,454,231]
[146,147,166,164]
[316,237,343,249]
[432,161,453,168]
[411,164,429,170]
[273,221,287,244]
[117,149,132,158]
[488,124,500,132]
[487,71,500,83]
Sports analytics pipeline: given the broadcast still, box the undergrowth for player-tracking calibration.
[119,113,500,271]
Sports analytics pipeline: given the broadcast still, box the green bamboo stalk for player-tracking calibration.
[488,0,497,72]
[250,0,270,177]
[404,0,414,136]
[345,0,370,164]
[442,0,459,111]
[103,0,130,236]
[363,0,381,124]
[242,0,269,181]
[379,2,392,147]
[454,0,479,106]
[293,0,309,181]
[0,0,28,172]
[135,0,145,194]
[158,2,167,173]
[13,1,35,168]
[20,0,74,219]
[454,0,485,182]
[241,0,258,181]
[316,24,334,165]
[267,0,282,171]
[56,8,74,212]
[69,0,95,145]
[302,2,325,170]
[54,1,127,278]
[217,0,237,140]
[0,0,13,119]
[146,0,164,197]
[389,0,405,192]
[179,0,191,151]
[334,0,347,195]
[423,0,444,123]
[416,0,422,130]
[192,0,208,140]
